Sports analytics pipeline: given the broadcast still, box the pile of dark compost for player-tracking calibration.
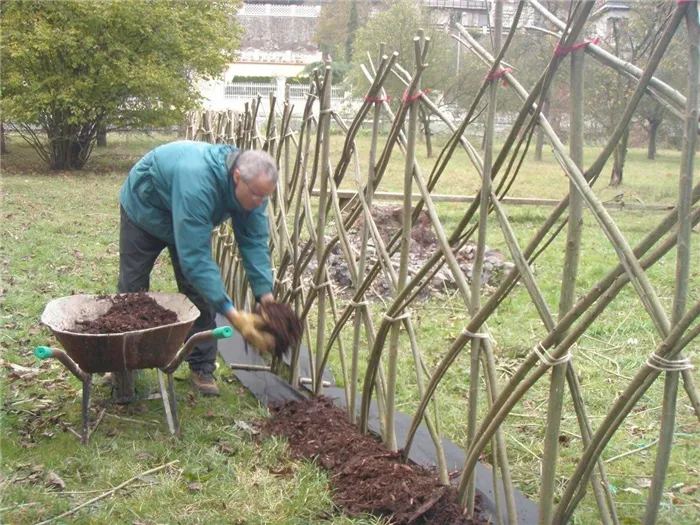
[73,293,178,334]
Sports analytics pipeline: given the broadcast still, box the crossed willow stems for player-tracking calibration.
[186,1,699,523]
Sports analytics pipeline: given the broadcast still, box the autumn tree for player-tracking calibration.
[1,0,241,170]
[585,1,675,185]
[638,26,685,160]
[350,1,485,155]
[315,0,371,65]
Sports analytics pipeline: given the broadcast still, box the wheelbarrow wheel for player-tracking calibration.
[112,370,136,403]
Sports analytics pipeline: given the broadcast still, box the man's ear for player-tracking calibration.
[232,168,240,184]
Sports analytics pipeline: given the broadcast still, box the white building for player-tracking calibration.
[199,2,325,114]
[425,0,538,31]
[590,0,630,37]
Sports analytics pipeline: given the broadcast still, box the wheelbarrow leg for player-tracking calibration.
[157,370,178,436]
[81,375,93,444]
[167,373,181,436]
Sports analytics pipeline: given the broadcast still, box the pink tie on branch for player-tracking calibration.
[364,94,391,104]
[554,37,601,57]
[484,67,512,87]
[401,88,430,105]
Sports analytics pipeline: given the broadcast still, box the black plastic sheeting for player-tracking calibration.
[217,315,538,525]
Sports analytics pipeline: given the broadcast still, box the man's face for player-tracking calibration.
[233,169,276,211]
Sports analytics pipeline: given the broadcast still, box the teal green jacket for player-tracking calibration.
[119,140,273,314]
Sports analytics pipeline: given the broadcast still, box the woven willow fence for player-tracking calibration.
[186,1,699,523]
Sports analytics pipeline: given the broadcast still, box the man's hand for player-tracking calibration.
[224,306,275,354]
[256,293,274,314]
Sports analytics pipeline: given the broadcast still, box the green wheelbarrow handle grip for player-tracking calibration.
[161,326,233,374]
[34,346,90,382]
[211,326,233,339]
[35,346,54,359]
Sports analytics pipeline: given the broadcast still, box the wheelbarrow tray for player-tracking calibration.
[41,293,200,374]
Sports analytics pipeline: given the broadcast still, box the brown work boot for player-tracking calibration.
[190,370,220,397]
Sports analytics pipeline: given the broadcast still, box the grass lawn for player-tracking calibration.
[1,131,699,524]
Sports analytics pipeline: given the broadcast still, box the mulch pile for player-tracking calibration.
[304,204,514,300]
[262,397,486,524]
[73,293,178,334]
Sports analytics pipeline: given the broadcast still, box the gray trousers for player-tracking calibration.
[117,206,218,374]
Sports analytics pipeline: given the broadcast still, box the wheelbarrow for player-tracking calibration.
[35,292,233,443]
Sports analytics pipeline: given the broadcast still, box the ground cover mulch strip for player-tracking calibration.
[73,293,178,334]
[262,396,486,524]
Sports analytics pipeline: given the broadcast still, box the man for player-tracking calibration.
[118,140,277,396]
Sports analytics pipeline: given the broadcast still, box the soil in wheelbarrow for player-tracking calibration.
[261,397,486,524]
[73,292,178,334]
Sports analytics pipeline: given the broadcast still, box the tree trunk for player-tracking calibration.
[47,122,97,170]
[647,120,659,160]
[96,123,107,147]
[1,123,7,154]
[610,127,630,186]
[535,88,551,161]
[345,0,358,64]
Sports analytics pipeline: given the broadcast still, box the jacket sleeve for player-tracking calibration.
[232,200,273,299]
[171,172,233,315]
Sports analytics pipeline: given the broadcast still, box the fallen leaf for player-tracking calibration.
[187,391,197,408]
[187,482,202,492]
[205,410,217,418]
[135,452,154,461]
[680,485,699,495]
[269,465,294,476]
[232,420,258,436]
[218,442,235,455]
[4,362,40,375]
[45,471,65,491]
[637,478,652,488]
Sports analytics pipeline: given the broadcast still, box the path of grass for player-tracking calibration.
[1,133,698,524]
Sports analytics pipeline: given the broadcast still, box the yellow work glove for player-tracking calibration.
[225,308,276,354]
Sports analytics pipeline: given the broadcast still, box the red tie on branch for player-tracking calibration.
[484,67,512,87]
[401,88,430,105]
[676,0,694,5]
[364,94,391,104]
[554,37,601,57]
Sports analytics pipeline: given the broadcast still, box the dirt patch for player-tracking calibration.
[304,204,513,300]
[73,293,178,334]
[353,205,438,253]
[262,397,485,524]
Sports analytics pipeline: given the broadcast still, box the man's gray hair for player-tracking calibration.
[236,150,279,185]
